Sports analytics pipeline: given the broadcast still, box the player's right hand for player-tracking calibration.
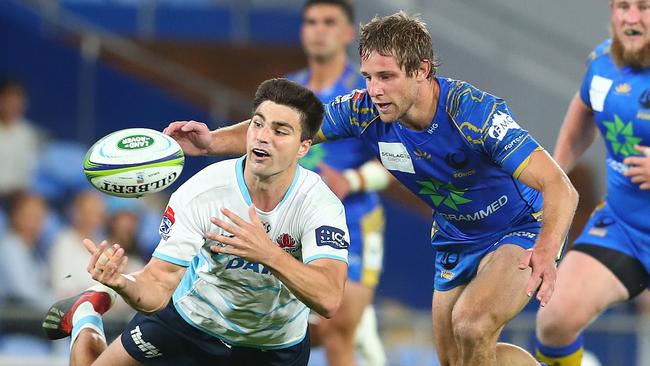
[83,239,129,292]
[163,120,212,156]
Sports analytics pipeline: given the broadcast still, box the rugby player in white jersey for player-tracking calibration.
[41,78,350,366]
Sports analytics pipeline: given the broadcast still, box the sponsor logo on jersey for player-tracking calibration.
[589,75,613,112]
[417,178,471,211]
[640,89,650,108]
[589,215,615,237]
[487,111,521,142]
[438,195,508,222]
[426,122,439,134]
[440,252,460,270]
[130,325,162,358]
[606,158,630,174]
[378,142,415,174]
[503,134,525,151]
[501,231,537,241]
[440,271,454,280]
[445,151,469,169]
[615,83,632,95]
[413,149,432,160]
[225,256,272,275]
[159,206,175,240]
[316,226,349,249]
[276,233,300,255]
[603,115,642,157]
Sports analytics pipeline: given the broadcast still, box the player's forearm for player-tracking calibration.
[536,170,579,254]
[206,120,250,156]
[115,269,176,315]
[553,94,596,173]
[266,251,345,318]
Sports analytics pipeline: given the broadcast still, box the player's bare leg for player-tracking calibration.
[451,244,539,366]
[311,281,373,366]
[42,284,142,366]
[535,251,628,365]
[496,343,542,366]
[432,285,465,366]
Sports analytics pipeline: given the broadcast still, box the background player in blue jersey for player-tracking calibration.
[165,11,578,366]
[535,1,650,365]
[287,1,391,365]
[41,79,350,366]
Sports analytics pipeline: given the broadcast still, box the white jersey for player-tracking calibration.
[152,157,349,348]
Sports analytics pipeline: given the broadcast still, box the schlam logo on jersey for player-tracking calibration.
[604,114,642,157]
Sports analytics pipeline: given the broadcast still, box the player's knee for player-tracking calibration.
[451,307,497,346]
[536,305,584,343]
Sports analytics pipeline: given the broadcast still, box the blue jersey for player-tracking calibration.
[579,40,650,233]
[287,64,380,211]
[320,77,544,248]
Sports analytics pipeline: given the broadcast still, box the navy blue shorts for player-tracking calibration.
[121,301,310,366]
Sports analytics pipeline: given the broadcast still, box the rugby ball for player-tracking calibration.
[83,128,184,198]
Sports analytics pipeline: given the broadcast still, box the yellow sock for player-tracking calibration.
[536,343,583,366]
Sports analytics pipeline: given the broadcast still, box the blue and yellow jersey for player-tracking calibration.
[579,39,650,233]
[320,77,544,247]
[287,63,380,211]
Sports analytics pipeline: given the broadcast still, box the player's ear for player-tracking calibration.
[297,138,313,159]
[417,60,431,81]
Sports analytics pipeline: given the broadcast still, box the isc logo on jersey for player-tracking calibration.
[488,111,521,141]
[316,226,349,249]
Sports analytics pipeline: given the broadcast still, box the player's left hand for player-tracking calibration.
[207,205,280,265]
[318,163,351,200]
[518,246,557,307]
[623,144,650,190]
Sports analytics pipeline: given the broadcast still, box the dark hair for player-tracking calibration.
[252,78,324,141]
[303,0,354,23]
[0,77,25,95]
[359,11,439,79]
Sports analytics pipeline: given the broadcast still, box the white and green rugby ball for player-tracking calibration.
[83,128,184,198]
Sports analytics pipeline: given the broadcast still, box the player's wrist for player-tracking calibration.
[343,161,390,193]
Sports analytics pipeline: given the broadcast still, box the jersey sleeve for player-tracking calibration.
[299,190,349,265]
[579,40,610,110]
[479,101,542,177]
[151,192,206,267]
[319,89,380,142]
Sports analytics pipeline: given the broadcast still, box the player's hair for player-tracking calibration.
[0,77,25,95]
[303,0,354,23]
[252,78,324,141]
[359,11,439,79]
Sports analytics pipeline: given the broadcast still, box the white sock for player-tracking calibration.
[355,305,386,366]
[70,302,106,350]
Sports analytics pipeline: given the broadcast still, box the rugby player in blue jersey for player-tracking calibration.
[165,12,578,366]
[535,1,650,365]
[287,1,391,365]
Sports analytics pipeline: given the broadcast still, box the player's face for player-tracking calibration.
[246,101,311,178]
[611,0,650,55]
[301,4,354,63]
[361,52,420,123]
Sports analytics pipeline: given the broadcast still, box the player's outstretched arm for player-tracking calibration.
[516,150,579,306]
[164,119,251,156]
[83,239,186,314]
[207,206,347,318]
[553,93,597,173]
